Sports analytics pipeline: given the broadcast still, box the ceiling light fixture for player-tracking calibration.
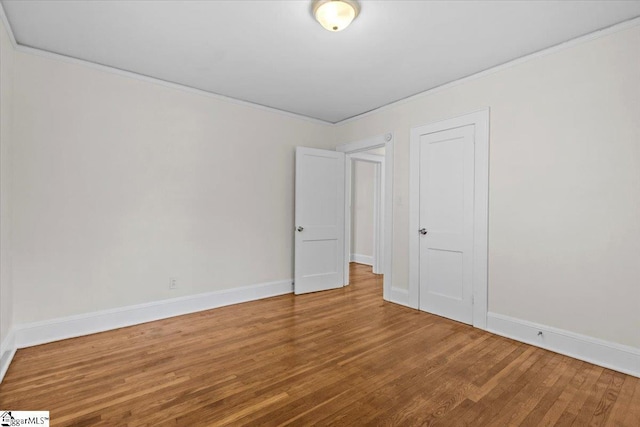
[313,0,359,32]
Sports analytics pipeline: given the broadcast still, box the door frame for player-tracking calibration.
[336,133,397,303]
[409,109,490,329]
[347,153,385,274]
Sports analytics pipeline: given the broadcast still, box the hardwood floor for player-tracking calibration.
[1,263,638,426]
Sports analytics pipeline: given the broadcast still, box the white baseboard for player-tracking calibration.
[0,329,16,383]
[350,254,373,266]
[487,312,640,378]
[13,279,293,350]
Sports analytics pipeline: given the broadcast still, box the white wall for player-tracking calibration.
[11,51,335,324]
[351,160,375,261]
[0,17,14,359]
[335,25,640,349]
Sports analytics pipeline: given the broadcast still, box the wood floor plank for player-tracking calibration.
[605,374,638,427]
[569,368,615,426]
[453,348,557,426]
[536,361,596,426]
[322,334,496,426]
[485,353,567,426]
[518,357,583,427]
[360,335,512,426]
[0,263,637,426]
[620,377,640,427]
[553,364,606,426]
[588,371,626,426]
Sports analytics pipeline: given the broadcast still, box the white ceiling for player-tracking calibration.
[2,1,640,123]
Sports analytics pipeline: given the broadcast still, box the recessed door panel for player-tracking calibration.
[425,137,465,234]
[301,239,338,277]
[426,248,464,300]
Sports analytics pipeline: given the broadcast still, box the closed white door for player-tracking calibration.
[294,147,345,294]
[417,125,475,324]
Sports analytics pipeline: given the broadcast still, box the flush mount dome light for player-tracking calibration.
[313,0,359,32]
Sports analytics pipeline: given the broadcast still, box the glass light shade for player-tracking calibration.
[314,1,357,32]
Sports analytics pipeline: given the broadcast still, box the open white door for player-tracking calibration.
[294,147,345,294]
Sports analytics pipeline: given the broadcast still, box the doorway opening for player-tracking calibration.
[349,150,385,274]
[336,133,397,303]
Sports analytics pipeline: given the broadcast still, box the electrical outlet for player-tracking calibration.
[169,277,177,290]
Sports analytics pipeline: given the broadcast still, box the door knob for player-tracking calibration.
[419,228,428,235]
[297,226,304,232]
